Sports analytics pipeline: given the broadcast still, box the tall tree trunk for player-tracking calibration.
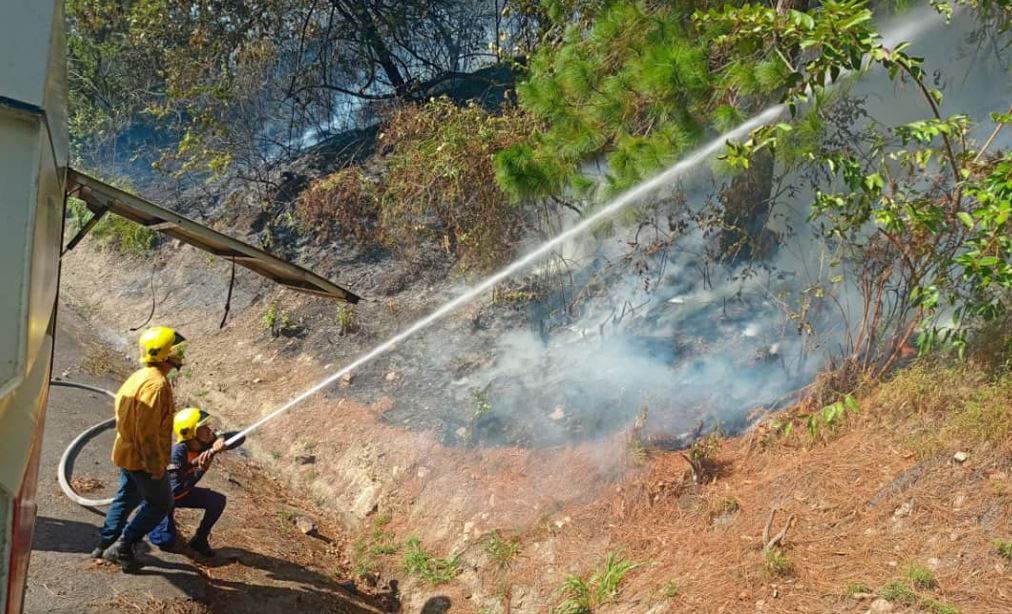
[331,0,410,97]
[718,148,776,263]
[716,0,810,263]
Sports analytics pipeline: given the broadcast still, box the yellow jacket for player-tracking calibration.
[111,366,175,479]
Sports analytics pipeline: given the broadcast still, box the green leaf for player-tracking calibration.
[957,211,974,229]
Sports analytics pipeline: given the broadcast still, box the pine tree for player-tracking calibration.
[497,1,716,199]
[494,0,828,261]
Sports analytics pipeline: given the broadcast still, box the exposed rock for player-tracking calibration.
[866,598,894,612]
[295,454,316,465]
[549,405,566,421]
[339,372,353,389]
[295,515,318,535]
[892,501,912,519]
[953,451,969,463]
[385,371,399,382]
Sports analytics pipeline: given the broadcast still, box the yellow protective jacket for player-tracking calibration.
[111,366,175,479]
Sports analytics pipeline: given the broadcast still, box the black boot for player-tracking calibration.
[187,536,216,557]
[102,539,141,571]
[90,540,112,559]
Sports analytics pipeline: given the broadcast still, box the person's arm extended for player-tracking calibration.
[135,383,173,479]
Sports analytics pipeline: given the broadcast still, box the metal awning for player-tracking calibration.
[65,169,360,303]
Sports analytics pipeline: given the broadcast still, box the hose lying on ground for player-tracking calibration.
[52,379,116,508]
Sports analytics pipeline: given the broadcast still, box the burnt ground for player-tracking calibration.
[24,305,394,614]
[55,241,1012,613]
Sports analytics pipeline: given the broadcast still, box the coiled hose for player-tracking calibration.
[51,379,116,508]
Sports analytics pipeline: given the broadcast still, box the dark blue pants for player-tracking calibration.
[148,487,226,548]
[99,469,173,547]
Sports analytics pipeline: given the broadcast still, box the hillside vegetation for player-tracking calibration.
[63,1,1012,610]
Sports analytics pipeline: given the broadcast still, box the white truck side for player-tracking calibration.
[0,1,68,613]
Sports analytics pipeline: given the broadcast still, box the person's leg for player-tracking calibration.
[147,507,178,550]
[94,469,140,556]
[175,487,226,556]
[105,471,172,569]
[121,471,172,543]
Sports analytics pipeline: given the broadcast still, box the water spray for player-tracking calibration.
[226,105,785,445]
[53,8,946,509]
[225,8,946,447]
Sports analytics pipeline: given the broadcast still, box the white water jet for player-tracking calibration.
[228,8,945,445]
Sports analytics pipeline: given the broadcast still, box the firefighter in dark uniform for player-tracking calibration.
[148,407,244,556]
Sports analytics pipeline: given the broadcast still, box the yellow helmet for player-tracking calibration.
[174,407,212,443]
[138,326,186,365]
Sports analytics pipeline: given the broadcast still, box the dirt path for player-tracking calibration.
[25,305,395,613]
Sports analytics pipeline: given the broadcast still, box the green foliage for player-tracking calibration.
[380,98,534,271]
[297,98,536,271]
[923,599,961,614]
[846,582,871,597]
[662,581,678,599]
[707,0,1012,369]
[906,564,936,589]
[403,536,460,585]
[498,1,714,198]
[67,197,155,256]
[689,432,720,462]
[992,539,1012,560]
[334,304,360,335]
[762,548,793,578]
[471,388,493,419]
[277,509,295,522]
[484,529,521,567]
[881,581,917,606]
[262,300,279,332]
[68,0,520,177]
[261,298,297,337]
[552,551,638,613]
[804,394,860,441]
[880,575,958,612]
[352,516,399,578]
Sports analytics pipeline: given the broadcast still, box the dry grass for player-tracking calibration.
[80,345,132,378]
[485,358,1012,612]
[71,477,105,494]
[96,593,211,614]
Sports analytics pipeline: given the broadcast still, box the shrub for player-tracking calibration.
[484,529,520,567]
[553,551,638,613]
[763,548,792,578]
[296,167,379,245]
[881,581,917,606]
[403,536,460,585]
[67,197,155,256]
[906,563,936,589]
[380,98,534,271]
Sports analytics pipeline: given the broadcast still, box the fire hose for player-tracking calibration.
[52,379,117,508]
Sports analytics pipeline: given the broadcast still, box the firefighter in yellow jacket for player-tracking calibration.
[92,326,186,570]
